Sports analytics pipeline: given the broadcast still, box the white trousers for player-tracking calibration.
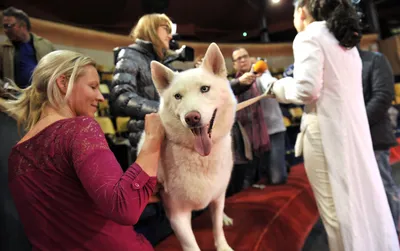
[298,115,345,251]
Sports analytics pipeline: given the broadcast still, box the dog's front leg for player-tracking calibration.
[167,210,200,251]
[210,194,234,251]
[162,193,200,251]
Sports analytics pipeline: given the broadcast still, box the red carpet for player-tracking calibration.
[390,138,400,164]
[155,164,319,251]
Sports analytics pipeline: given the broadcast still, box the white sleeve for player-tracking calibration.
[257,70,277,92]
[272,32,324,105]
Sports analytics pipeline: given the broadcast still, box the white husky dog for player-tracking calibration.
[138,43,236,251]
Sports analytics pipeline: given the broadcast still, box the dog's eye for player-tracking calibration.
[200,86,210,93]
[174,93,182,100]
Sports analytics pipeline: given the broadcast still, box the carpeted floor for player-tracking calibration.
[155,164,319,251]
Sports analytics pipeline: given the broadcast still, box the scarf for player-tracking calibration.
[235,72,270,156]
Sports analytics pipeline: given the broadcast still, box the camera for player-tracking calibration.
[169,34,180,51]
[165,33,195,65]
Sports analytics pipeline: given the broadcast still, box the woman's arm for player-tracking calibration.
[70,117,160,225]
[272,32,324,105]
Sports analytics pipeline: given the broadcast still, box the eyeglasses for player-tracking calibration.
[3,23,17,29]
[233,54,249,62]
[160,25,172,35]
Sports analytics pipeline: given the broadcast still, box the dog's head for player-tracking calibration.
[151,43,236,156]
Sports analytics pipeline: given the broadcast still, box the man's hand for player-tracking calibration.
[238,72,257,85]
[238,64,263,85]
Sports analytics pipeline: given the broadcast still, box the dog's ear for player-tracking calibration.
[201,43,227,78]
[151,61,175,94]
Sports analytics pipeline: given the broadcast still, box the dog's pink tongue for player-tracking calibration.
[194,127,212,156]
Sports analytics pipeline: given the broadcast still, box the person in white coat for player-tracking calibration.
[268,0,400,250]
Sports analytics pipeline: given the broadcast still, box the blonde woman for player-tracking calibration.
[110,13,173,157]
[7,50,164,250]
[269,0,399,250]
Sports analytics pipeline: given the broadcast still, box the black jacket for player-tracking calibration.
[110,40,161,152]
[359,49,397,150]
[229,78,252,95]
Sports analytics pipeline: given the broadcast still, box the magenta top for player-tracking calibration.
[8,116,156,250]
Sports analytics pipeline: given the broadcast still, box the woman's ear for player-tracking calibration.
[56,75,68,94]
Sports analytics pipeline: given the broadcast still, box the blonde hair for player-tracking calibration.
[7,50,96,131]
[130,13,172,60]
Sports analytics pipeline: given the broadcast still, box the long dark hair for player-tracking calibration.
[295,0,362,48]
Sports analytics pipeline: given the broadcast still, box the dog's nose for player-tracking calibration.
[185,111,201,127]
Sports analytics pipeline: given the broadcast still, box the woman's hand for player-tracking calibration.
[264,80,276,98]
[143,113,165,147]
[136,113,165,177]
[140,113,165,154]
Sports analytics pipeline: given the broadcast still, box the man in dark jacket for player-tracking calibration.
[359,48,400,234]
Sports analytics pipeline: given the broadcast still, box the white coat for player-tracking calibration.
[273,21,399,251]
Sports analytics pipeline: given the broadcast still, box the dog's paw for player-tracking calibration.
[223,213,233,226]
[252,184,266,189]
[217,244,234,251]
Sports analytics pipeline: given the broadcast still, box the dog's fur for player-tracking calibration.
[138,43,236,251]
